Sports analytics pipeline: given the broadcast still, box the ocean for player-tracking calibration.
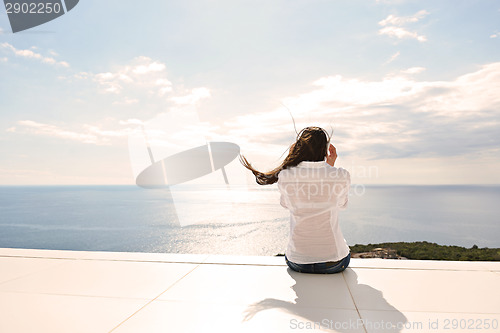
[0,185,499,255]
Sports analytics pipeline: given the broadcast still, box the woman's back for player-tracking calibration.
[277,160,350,264]
[240,125,351,273]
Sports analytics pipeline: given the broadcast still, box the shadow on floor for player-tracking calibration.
[242,268,407,332]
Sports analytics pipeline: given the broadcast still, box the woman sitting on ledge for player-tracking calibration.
[240,126,351,274]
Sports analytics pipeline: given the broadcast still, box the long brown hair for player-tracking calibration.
[239,126,332,185]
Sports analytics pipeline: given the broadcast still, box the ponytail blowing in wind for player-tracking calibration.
[239,126,332,185]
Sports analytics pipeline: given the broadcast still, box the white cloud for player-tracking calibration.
[0,42,70,67]
[401,67,426,74]
[385,51,400,64]
[0,57,7,62]
[8,120,138,145]
[42,57,57,65]
[378,10,428,42]
[156,78,173,95]
[76,56,173,99]
[169,87,211,105]
[65,56,210,109]
[93,72,128,93]
[9,121,99,144]
[491,32,499,39]
[112,97,139,105]
[378,26,427,42]
[0,168,54,179]
[73,72,89,79]
[132,60,166,74]
[15,49,41,59]
[119,119,144,126]
[378,10,429,26]
[225,62,500,163]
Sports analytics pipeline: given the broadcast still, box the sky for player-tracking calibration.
[0,0,499,185]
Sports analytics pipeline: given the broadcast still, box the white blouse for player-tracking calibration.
[277,160,351,264]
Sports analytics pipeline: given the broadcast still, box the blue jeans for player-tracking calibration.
[285,253,351,274]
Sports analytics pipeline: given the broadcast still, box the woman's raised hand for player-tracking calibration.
[326,144,337,167]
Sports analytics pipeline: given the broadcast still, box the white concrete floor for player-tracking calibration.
[1,248,499,333]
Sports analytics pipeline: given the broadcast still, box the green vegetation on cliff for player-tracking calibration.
[350,241,500,261]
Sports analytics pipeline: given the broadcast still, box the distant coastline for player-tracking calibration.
[350,241,500,261]
[277,241,500,261]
